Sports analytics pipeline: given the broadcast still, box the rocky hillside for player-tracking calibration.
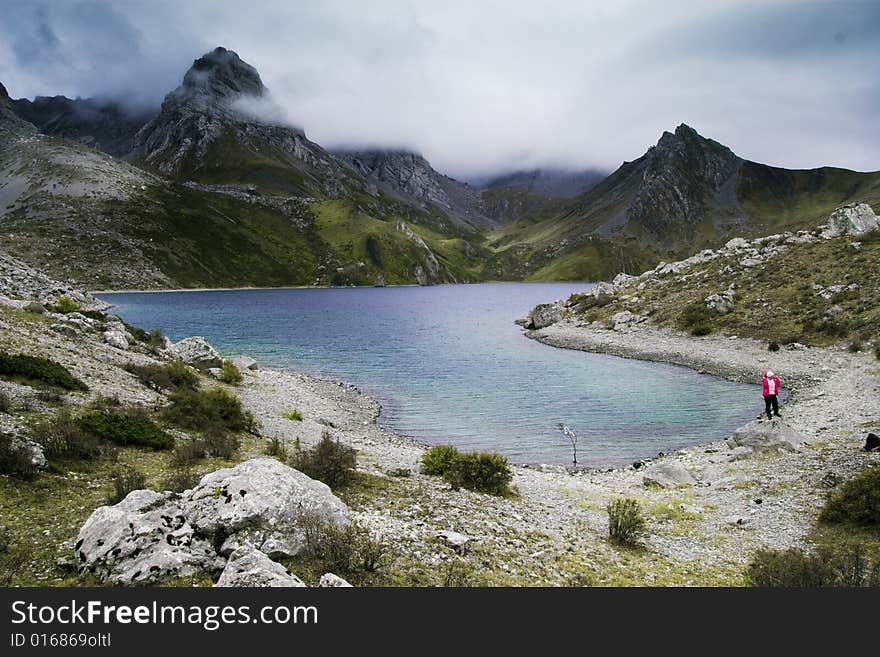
[9,94,152,157]
[0,52,487,288]
[490,125,880,281]
[527,202,880,349]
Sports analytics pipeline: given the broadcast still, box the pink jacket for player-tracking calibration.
[762,373,781,397]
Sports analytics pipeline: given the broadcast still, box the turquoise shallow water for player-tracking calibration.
[98,283,762,467]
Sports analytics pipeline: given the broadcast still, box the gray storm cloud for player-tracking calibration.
[0,0,877,178]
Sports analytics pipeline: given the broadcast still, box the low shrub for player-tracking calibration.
[201,427,240,459]
[748,544,880,587]
[283,409,303,421]
[848,341,863,353]
[123,324,166,349]
[875,345,880,361]
[125,361,199,392]
[162,387,257,434]
[0,432,40,480]
[108,466,147,504]
[676,302,714,337]
[0,391,11,414]
[77,408,174,451]
[445,451,512,496]
[171,439,208,466]
[421,444,460,476]
[607,498,646,545]
[51,296,79,314]
[161,467,201,493]
[0,352,87,391]
[768,341,780,352]
[219,361,243,385]
[296,511,388,575]
[264,436,288,461]
[290,432,357,489]
[31,409,104,461]
[0,527,28,586]
[820,467,880,527]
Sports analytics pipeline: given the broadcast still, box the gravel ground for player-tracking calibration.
[223,318,879,584]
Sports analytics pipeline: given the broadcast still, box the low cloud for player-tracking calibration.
[0,0,877,177]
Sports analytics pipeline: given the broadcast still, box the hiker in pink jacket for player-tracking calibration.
[762,370,782,420]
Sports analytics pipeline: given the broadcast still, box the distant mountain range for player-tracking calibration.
[1,46,878,288]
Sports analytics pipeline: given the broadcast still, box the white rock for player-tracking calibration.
[186,458,349,558]
[102,330,129,350]
[75,490,222,585]
[820,203,879,238]
[642,461,697,488]
[215,547,306,587]
[726,418,806,455]
[171,336,223,370]
[319,573,353,587]
[231,355,258,371]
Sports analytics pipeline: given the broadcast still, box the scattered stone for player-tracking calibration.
[102,330,129,350]
[436,530,474,555]
[642,461,697,488]
[820,472,839,488]
[319,573,353,587]
[215,546,306,587]
[231,355,258,371]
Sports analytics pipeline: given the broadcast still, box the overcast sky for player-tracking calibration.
[0,0,877,178]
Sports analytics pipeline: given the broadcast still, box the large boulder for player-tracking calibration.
[185,457,349,558]
[215,546,306,587]
[75,490,222,585]
[319,573,353,587]
[75,458,349,584]
[821,203,879,238]
[642,461,697,489]
[726,418,806,455]
[526,301,564,330]
[171,336,223,370]
[103,330,129,350]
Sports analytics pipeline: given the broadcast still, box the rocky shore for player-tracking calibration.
[2,243,878,586]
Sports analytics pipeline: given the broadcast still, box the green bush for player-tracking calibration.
[0,391,11,414]
[52,296,79,314]
[171,439,208,466]
[219,361,243,385]
[607,498,646,545]
[0,432,40,480]
[122,324,166,349]
[768,341,780,352]
[162,467,201,493]
[445,451,512,496]
[875,344,880,361]
[201,427,240,459]
[748,544,880,587]
[77,408,174,451]
[283,409,303,421]
[848,341,863,353]
[676,302,714,337]
[31,409,104,461]
[296,510,388,575]
[265,436,288,461]
[421,444,460,476]
[0,352,87,391]
[820,467,880,526]
[290,432,357,489]
[108,467,147,504]
[125,361,199,392]
[162,387,257,434]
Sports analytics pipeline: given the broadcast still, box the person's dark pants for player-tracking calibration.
[764,395,779,419]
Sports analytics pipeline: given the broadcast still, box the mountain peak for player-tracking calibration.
[173,46,266,106]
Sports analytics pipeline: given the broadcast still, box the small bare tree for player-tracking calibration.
[558,423,578,466]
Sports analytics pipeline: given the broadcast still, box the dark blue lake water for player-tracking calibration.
[97,284,761,467]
